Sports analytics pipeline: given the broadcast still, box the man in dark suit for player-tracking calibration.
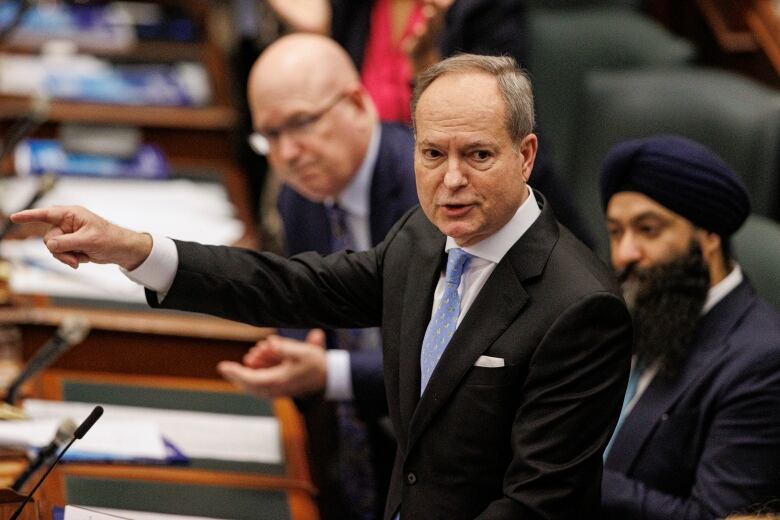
[600,135,780,519]
[12,54,632,519]
[235,34,417,520]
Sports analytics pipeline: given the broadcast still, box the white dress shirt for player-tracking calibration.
[124,124,383,401]
[433,188,541,328]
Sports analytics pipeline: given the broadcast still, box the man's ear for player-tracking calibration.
[696,229,722,260]
[696,229,728,283]
[345,84,369,113]
[517,133,538,183]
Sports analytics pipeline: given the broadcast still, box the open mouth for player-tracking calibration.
[441,203,473,217]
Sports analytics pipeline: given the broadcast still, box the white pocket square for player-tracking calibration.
[474,355,505,368]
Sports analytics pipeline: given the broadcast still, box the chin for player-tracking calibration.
[439,225,477,245]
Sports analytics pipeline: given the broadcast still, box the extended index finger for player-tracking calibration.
[10,207,69,226]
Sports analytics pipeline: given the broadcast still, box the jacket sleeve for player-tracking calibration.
[146,209,416,329]
[477,293,633,519]
[601,350,780,520]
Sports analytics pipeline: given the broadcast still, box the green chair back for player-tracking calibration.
[733,215,780,310]
[66,477,291,520]
[528,7,694,179]
[574,67,780,256]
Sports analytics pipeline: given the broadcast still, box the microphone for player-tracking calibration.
[10,405,103,520]
[74,406,103,439]
[0,95,50,164]
[11,418,77,492]
[4,315,90,405]
[0,173,58,242]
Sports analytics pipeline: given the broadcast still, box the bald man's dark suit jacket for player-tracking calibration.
[277,122,417,520]
[149,193,632,519]
[602,279,780,519]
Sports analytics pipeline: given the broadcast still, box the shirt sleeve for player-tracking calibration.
[121,234,178,302]
[325,349,354,400]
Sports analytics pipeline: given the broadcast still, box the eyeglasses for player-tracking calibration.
[248,92,348,155]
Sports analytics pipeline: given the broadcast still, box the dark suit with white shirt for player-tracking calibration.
[602,278,780,519]
[149,191,632,519]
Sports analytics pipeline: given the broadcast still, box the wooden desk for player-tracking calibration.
[695,0,780,74]
[0,489,53,520]
[0,296,272,379]
[30,370,318,520]
[0,0,259,246]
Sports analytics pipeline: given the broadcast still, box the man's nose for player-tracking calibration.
[442,158,468,190]
[612,234,643,270]
[277,132,301,163]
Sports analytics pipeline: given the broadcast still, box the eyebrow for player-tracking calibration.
[417,138,498,148]
[608,210,667,222]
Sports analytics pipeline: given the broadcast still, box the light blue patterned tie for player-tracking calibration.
[420,248,473,395]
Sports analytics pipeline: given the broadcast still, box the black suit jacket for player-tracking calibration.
[602,279,780,519]
[277,122,417,412]
[150,193,632,519]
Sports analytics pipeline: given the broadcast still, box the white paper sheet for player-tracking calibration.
[23,399,282,464]
[0,416,167,459]
[0,176,245,303]
[65,505,228,520]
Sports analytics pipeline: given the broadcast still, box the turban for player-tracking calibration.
[600,135,750,236]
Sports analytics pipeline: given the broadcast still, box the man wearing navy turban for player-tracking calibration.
[599,135,780,519]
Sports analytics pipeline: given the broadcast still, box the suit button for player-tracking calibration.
[406,472,417,485]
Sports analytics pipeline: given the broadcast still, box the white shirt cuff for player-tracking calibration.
[121,234,178,302]
[325,349,354,401]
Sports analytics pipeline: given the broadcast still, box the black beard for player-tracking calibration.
[616,242,710,379]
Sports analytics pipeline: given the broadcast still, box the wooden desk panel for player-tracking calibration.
[746,0,780,74]
[693,0,780,74]
[33,370,318,520]
[0,303,272,379]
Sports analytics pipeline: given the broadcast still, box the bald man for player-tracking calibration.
[233,34,418,520]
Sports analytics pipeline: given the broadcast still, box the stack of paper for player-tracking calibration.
[62,505,229,520]
[0,415,170,463]
[0,176,245,304]
[23,399,282,465]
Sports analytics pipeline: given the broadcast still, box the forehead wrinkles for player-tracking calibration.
[417,107,503,144]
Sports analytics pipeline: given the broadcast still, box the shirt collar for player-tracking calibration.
[326,123,381,218]
[702,263,743,314]
[445,187,541,264]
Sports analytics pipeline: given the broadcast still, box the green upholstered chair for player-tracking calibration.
[527,7,694,179]
[525,0,642,8]
[572,67,780,256]
[63,478,295,520]
[733,214,780,311]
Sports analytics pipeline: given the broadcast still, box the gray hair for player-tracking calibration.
[411,54,535,141]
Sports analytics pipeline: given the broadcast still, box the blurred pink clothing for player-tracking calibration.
[361,0,424,124]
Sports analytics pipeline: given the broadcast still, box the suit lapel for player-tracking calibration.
[406,195,559,452]
[397,220,445,449]
[606,280,756,473]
